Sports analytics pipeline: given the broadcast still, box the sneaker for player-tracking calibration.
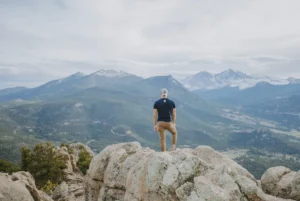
[172,145,176,151]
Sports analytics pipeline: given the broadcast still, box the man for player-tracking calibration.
[153,88,177,152]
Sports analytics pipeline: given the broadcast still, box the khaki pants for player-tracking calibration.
[157,121,177,152]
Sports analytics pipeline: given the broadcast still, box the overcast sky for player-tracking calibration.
[0,0,300,88]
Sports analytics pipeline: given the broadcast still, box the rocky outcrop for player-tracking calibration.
[85,142,295,201]
[52,143,94,201]
[261,166,300,201]
[0,143,93,201]
[1,142,298,201]
[0,171,53,201]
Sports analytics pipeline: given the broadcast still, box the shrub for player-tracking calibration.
[0,159,20,174]
[20,142,67,188]
[41,180,58,195]
[77,148,93,175]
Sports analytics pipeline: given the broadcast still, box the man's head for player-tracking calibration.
[160,88,168,98]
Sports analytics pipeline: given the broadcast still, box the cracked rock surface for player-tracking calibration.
[85,142,296,201]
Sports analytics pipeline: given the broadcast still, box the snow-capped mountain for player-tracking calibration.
[92,69,133,78]
[0,69,142,101]
[181,69,290,91]
[36,69,140,91]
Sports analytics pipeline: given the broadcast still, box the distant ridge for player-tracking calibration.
[181,69,291,91]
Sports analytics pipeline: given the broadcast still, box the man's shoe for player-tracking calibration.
[172,145,176,151]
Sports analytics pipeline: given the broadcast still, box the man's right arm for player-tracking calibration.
[153,109,158,127]
[153,102,158,131]
[172,108,176,125]
[172,101,176,124]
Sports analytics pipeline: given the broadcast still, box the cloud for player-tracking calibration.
[0,0,300,88]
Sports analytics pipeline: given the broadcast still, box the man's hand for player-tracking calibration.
[154,125,158,131]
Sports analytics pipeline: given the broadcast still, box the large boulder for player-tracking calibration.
[85,142,295,201]
[261,166,300,201]
[0,171,53,201]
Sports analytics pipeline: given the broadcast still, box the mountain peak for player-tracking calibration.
[167,75,182,85]
[217,69,249,79]
[71,72,85,77]
[194,71,214,77]
[223,68,241,73]
[66,72,85,79]
[92,69,133,78]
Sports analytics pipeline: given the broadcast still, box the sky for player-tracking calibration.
[0,0,300,88]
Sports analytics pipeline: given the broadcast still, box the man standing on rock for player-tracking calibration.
[153,88,177,152]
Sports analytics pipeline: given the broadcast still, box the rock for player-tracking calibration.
[52,181,69,200]
[257,180,262,189]
[0,194,5,201]
[53,143,91,201]
[85,142,143,201]
[68,143,95,162]
[85,142,295,201]
[193,176,231,201]
[98,187,125,201]
[56,146,80,176]
[0,172,53,201]
[39,190,54,201]
[261,166,300,200]
[176,182,198,201]
[11,171,42,201]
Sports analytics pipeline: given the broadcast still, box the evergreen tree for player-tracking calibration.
[20,142,67,188]
[77,147,93,175]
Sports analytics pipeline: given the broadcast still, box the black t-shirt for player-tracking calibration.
[153,98,176,122]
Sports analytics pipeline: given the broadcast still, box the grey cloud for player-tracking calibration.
[250,57,285,63]
[0,0,300,88]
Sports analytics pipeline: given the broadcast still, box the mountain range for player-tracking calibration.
[2,69,299,94]
[181,69,297,91]
[0,70,142,101]
[0,69,300,178]
[0,70,233,158]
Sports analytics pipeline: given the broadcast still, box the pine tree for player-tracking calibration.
[77,147,93,175]
[20,142,67,188]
